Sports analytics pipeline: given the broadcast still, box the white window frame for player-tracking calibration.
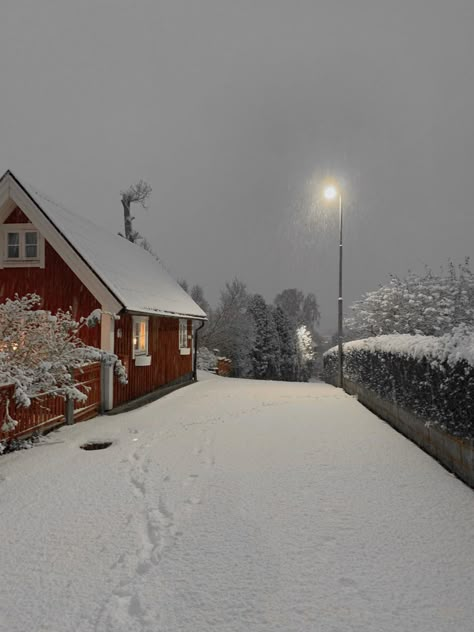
[1,224,45,268]
[179,319,189,349]
[132,316,149,358]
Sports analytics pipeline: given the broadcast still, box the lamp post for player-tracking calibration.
[324,184,344,388]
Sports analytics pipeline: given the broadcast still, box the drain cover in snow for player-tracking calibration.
[80,441,113,451]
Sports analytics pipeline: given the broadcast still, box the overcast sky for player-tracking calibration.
[1,0,474,330]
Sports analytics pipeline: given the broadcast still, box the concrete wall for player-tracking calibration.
[339,378,474,489]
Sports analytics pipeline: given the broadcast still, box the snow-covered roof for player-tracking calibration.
[6,172,206,320]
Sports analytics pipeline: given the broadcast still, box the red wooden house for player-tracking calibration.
[0,170,206,426]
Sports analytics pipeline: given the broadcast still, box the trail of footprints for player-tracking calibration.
[95,427,216,631]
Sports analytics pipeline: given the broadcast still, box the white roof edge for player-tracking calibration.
[127,307,207,320]
[1,170,208,321]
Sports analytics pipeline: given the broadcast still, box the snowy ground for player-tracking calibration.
[1,373,474,632]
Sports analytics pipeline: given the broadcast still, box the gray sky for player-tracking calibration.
[1,0,474,331]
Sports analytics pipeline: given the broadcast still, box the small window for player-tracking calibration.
[179,319,188,348]
[132,317,149,357]
[7,232,20,259]
[3,227,41,264]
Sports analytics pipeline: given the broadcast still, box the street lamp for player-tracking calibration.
[324,183,344,388]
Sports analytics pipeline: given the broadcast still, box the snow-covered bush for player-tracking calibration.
[323,325,474,437]
[296,324,316,381]
[196,346,218,372]
[0,294,127,431]
[347,260,474,338]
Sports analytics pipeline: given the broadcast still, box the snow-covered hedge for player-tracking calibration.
[323,326,474,437]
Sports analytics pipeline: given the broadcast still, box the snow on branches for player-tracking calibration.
[346,259,474,338]
[0,295,126,431]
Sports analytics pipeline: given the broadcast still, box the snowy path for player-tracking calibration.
[1,374,474,632]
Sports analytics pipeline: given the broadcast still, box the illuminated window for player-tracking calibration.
[132,316,149,357]
[179,319,188,348]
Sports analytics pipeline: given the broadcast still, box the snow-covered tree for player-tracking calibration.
[0,295,126,431]
[296,324,316,381]
[117,180,163,261]
[203,279,255,376]
[347,259,474,338]
[120,179,152,243]
[248,294,281,380]
[273,306,298,381]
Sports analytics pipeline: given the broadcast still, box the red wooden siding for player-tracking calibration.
[5,207,30,223]
[1,208,101,347]
[114,315,192,406]
[0,363,101,442]
[73,363,102,421]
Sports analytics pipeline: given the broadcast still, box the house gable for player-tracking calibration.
[0,172,123,315]
[5,207,30,223]
[0,205,102,348]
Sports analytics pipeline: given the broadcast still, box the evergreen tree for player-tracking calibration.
[273,306,298,381]
[248,294,281,379]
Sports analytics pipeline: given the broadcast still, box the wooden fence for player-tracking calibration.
[0,363,101,443]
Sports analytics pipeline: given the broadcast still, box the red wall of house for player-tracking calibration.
[1,207,101,347]
[113,315,193,405]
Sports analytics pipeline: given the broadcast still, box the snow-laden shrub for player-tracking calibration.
[0,294,127,431]
[346,260,474,338]
[323,325,474,437]
[197,347,218,371]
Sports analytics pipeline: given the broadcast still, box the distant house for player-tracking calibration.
[0,170,206,418]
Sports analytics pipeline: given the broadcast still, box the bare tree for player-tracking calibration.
[120,180,152,242]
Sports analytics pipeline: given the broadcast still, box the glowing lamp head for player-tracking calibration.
[324,185,338,201]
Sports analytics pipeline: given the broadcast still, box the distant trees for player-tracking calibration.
[190,285,210,315]
[201,279,254,377]
[347,259,474,338]
[274,288,320,335]
[196,282,319,382]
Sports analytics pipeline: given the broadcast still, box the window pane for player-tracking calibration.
[139,321,146,351]
[25,233,38,258]
[133,319,148,354]
[133,322,140,351]
[179,319,187,347]
[25,232,38,245]
[7,233,20,258]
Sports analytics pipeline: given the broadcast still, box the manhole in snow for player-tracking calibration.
[80,441,113,451]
